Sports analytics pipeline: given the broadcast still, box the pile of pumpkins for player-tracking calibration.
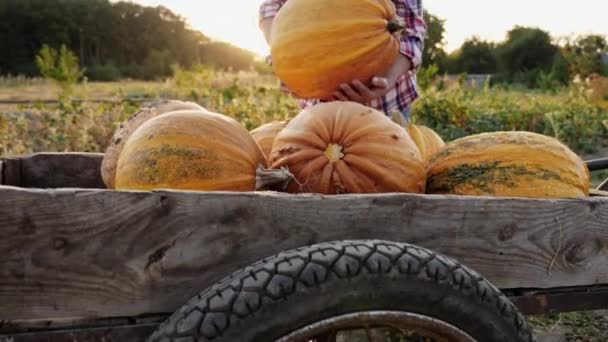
[100,0,589,199]
[101,99,590,199]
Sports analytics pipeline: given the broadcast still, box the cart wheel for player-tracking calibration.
[147,240,534,342]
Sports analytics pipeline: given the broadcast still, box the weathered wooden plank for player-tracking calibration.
[0,157,21,186]
[0,314,167,334]
[15,152,104,188]
[0,188,606,325]
[591,189,608,196]
[0,323,157,342]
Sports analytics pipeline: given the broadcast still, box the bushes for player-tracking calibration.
[411,85,608,154]
[87,63,122,81]
[143,49,174,80]
[35,44,84,94]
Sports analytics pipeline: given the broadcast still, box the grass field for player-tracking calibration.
[1,69,608,340]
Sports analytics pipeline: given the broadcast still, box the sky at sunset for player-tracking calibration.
[132,0,608,57]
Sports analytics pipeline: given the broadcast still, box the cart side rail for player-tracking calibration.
[0,187,607,332]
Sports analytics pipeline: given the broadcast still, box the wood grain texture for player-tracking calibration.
[0,323,157,342]
[1,153,104,188]
[0,187,607,326]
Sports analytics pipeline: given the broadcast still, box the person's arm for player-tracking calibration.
[259,0,287,45]
[334,0,427,103]
[395,0,426,73]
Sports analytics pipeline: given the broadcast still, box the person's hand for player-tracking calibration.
[332,55,413,104]
[332,77,390,103]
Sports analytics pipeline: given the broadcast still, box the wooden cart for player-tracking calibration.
[0,153,607,342]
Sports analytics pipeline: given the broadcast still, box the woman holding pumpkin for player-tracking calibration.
[259,0,427,122]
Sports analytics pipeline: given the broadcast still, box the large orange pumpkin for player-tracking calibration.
[250,120,288,158]
[115,110,267,191]
[426,131,590,198]
[269,0,404,100]
[269,101,426,194]
[101,100,205,188]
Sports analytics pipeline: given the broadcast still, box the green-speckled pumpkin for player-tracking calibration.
[115,110,267,191]
[426,131,590,198]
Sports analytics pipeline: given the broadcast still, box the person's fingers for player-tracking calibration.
[352,79,376,100]
[333,91,348,101]
[340,83,363,102]
[371,76,389,89]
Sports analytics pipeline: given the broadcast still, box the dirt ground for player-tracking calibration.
[530,310,608,342]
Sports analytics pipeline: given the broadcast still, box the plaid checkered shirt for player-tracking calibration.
[259,0,427,116]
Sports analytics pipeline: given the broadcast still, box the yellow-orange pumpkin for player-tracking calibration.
[269,101,426,194]
[250,120,288,158]
[101,100,205,188]
[426,131,590,198]
[270,0,404,100]
[406,123,446,163]
[115,110,267,191]
[389,112,446,163]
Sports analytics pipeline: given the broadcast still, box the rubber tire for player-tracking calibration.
[147,240,535,342]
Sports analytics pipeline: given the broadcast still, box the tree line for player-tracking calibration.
[0,0,261,80]
[422,13,608,87]
[1,0,605,88]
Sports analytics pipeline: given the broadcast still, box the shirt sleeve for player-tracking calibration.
[393,0,427,70]
[259,0,287,23]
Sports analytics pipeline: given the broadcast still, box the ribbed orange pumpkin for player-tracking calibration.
[406,123,446,163]
[270,0,404,99]
[269,101,426,194]
[250,120,288,158]
[115,110,267,191]
[426,131,590,198]
[101,100,205,189]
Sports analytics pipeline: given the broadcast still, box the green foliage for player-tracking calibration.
[35,44,84,94]
[422,12,447,68]
[411,84,608,154]
[445,37,498,74]
[143,50,174,80]
[563,34,608,79]
[87,63,122,82]
[498,27,558,75]
[535,70,561,93]
[416,64,439,91]
[550,51,571,85]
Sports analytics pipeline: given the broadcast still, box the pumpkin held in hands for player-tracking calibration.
[426,131,590,198]
[268,101,426,194]
[250,120,288,158]
[101,100,205,188]
[115,110,267,191]
[269,0,405,99]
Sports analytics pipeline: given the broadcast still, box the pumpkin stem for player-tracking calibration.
[255,164,295,192]
[324,144,344,162]
[387,18,405,34]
